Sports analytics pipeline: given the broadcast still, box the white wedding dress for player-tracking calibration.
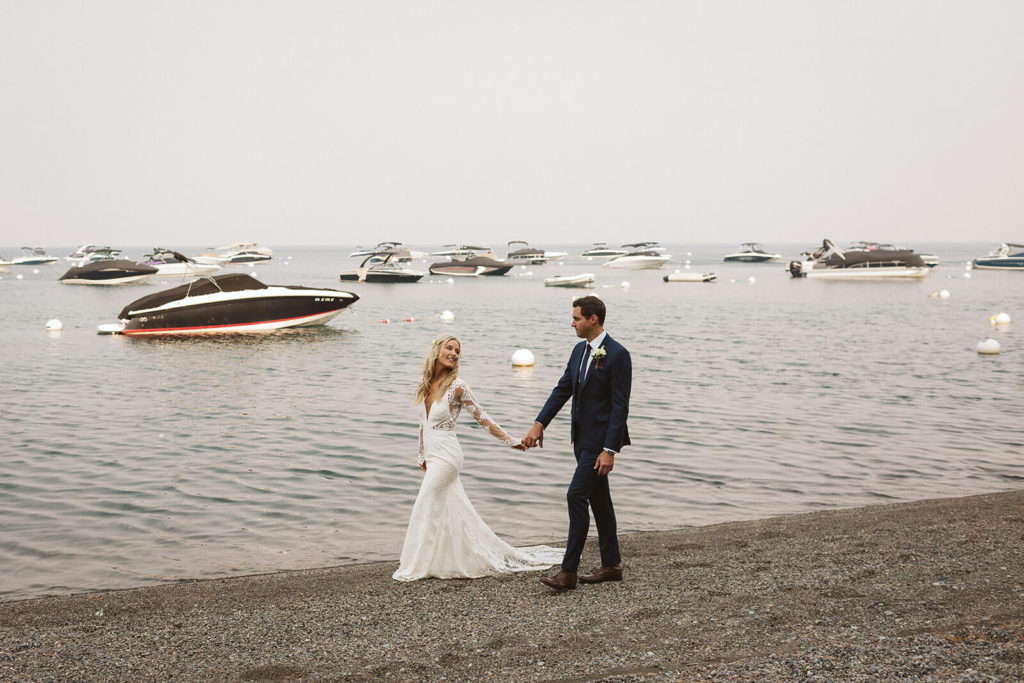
[393,379,563,581]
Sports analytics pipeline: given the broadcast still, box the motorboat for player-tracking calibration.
[12,247,60,266]
[65,244,104,261]
[604,249,672,270]
[219,242,274,263]
[506,241,549,265]
[192,248,230,266]
[971,243,1024,271]
[723,243,781,262]
[349,242,424,263]
[429,250,513,276]
[77,247,123,262]
[138,248,223,278]
[59,260,159,285]
[116,273,359,335]
[788,239,930,279]
[663,271,716,282]
[0,256,13,273]
[339,252,426,283]
[581,242,627,259]
[848,241,939,268]
[544,273,595,288]
[431,244,494,257]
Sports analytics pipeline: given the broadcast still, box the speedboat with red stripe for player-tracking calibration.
[117,273,358,335]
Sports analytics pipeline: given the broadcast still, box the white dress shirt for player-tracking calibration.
[580,331,607,381]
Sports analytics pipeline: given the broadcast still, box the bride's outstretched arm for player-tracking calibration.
[454,383,524,449]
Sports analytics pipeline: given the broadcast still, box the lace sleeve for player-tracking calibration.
[452,382,518,448]
[417,424,425,466]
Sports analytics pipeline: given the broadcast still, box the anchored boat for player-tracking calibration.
[60,260,159,286]
[789,239,929,279]
[971,243,1024,271]
[116,273,358,335]
[544,273,595,288]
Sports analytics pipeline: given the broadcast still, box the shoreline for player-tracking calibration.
[2,490,1022,681]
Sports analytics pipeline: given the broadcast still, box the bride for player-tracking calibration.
[393,335,563,581]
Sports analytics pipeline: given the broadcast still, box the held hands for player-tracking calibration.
[522,422,544,449]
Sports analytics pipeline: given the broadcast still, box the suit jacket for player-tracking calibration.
[535,333,631,454]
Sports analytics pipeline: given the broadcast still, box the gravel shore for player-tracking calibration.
[2,490,1022,681]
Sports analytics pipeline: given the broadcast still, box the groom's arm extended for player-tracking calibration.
[525,362,574,447]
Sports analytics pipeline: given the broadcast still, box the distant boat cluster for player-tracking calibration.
[3,239,1019,337]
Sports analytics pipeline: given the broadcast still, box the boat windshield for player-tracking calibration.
[118,273,268,318]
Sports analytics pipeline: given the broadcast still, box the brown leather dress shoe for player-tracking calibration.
[578,565,623,584]
[540,569,577,591]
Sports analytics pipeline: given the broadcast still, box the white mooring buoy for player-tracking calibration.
[976,338,1001,355]
[511,348,535,367]
[990,312,1011,326]
[439,310,455,323]
[45,319,63,331]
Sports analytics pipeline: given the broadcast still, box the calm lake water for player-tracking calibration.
[1,242,1021,601]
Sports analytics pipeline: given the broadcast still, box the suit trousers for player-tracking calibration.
[561,443,621,572]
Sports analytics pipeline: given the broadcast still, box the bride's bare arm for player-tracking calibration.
[453,382,523,449]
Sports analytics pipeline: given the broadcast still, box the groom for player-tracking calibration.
[524,295,631,590]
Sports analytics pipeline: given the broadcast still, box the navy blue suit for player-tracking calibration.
[536,333,631,572]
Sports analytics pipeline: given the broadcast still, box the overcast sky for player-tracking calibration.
[1,1,1021,249]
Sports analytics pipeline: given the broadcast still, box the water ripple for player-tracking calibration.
[1,243,1022,600]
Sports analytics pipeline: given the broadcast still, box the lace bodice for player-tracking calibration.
[418,379,517,464]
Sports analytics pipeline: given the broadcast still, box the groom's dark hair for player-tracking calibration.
[573,295,606,325]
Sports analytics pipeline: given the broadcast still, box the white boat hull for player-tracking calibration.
[151,263,223,277]
[803,263,931,279]
[193,255,229,266]
[603,256,671,270]
[12,258,59,266]
[429,265,486,276]
[544,273,595,288]
[60,273,156,286]
[972,263,1024,271]
[664,271,716,282]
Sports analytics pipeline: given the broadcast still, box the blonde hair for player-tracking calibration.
[415,335,461,405]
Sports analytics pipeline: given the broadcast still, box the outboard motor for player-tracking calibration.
[788,260,806,278]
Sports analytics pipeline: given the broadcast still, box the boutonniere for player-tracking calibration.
[592,346,607,369]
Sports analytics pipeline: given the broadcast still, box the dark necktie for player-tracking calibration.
[578,344,592,386]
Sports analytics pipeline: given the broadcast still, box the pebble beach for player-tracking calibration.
[2,490,1022,681]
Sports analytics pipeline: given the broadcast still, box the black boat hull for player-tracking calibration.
[339,272,424,283]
